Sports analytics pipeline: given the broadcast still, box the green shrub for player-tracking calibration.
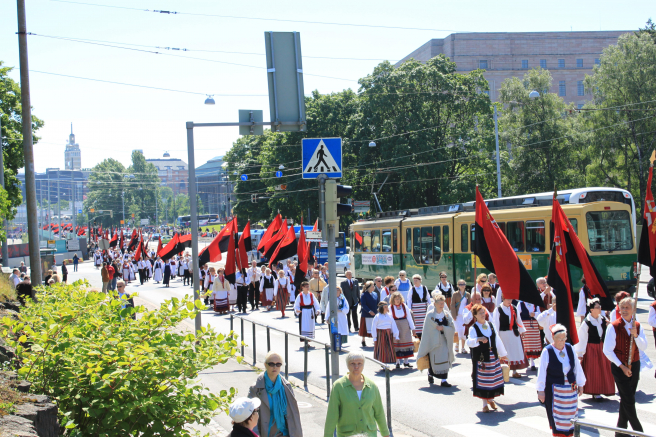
[0,281,240,436]
[0,275,16,302]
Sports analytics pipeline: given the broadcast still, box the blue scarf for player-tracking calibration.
[338,294,347,311]
[264,373,288,436]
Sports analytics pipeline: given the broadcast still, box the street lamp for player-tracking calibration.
[369,141,376,148]
[529,90,540,99]
[204,95,215,105]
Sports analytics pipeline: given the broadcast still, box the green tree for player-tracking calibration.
[498,68,587,195]
[124,151,160,223]
[84,158,127,227]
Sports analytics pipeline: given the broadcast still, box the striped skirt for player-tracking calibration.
[547,384,578,437]
[522,319,542,359]
[374,329,396,364]
[412,302,428,334]
[359,316,373,338]
[581,343,614,396]
[214,297,229,312]
[394,318,414,359]
[275,289,289,312]
[472,351,505,399]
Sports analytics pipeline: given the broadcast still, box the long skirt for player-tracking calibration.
[298,307,316,340]
[374,329,396,364]
[472,351,505,399]
[163,270,170,285]
[499,330,528,370]
[261,288,274,307]
[522,319,542,359]
[154,269,163,282]
[275,289,289,312]
[214,297,229,312]
[545,383,578,437]
[394,318,414,359]
[581,343,615,396]
[412,302,428,335]
[228,287,237,305]
[358,316,373,338]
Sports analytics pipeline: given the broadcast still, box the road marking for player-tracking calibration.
[297,402,313,409]
[443,424,510,437]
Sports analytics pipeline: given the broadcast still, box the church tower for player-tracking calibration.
[64,123,81,170]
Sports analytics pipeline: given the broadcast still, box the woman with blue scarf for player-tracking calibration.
[248,351,303,437]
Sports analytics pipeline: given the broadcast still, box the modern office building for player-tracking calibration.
[396,31,630,107]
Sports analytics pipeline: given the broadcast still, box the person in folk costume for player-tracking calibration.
[131,257,138,282]
[388,291,414,369]
[122,260,132,284]
[294,281,320,342]
[537,296,558,344]
[235,269,250,314]
[575,277,600,323]
[182,256,191,286]
[475,273,488,294]
[480,285,496,313]
[409,274,431,340]
[433,271,454,308]
[609,291,630,323]
[378,276,394,303]
[371,301,399,367]
[146,257,153,281]
[137,258,145,285]
[574,297,615,401]
[325,286,349,345]
[153,258,164,283]
[177,256,185,281]
[537,277,556,346]
[199,264,208,301]
[515,298,542,370]
[309,269,327,323]
[94,251,102,268]
[394,271,412,305]
[359,281,379,347]
[450,279,471,354]
[260,268,276,311]
[488,273,500,297]
[273,270,290,318]
[650,299,656,378]
[247,261,261,310]
[603,296,649,436]
[212,268,231,314]
[286,267,296,304]
[168,258,176,280]
[418,292,456,387]
[163,259,171,287]
[492,298,529,378]
[537,324,586,437]
[463,292,491,341]
[203,266,215,301]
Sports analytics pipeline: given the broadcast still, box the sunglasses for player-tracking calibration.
[440,276,446,278]
[267,362,283,368]
[253,408,260,414]
[481,279,487,282]
[399,274,405,276]
[458,283,466,286]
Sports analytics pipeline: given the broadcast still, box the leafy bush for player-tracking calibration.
[0,274,16,303]
[0,281,240,436]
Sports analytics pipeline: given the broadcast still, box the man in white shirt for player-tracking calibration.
[537,296,557,344]
[9,269,20,289]
[247,261,261,310]
[235,270,251,313]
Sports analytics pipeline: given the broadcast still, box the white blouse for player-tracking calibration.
[536,345,587,392]
[465,321,508,357]
[574,314,606,357]
[371,313,400,341]
[391,304,415,330]
[492,304,526,334]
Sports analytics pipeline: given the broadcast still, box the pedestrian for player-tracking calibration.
[467,303,508,413]
[153,258,164,283]
[293,282,320,341]
[18,261,27,275]
[163,260,171,287]
[137,258,145,285]
[325,286,349,345]
[475,273,488,294]
[537,296,558,344]
[203,266,215,303]
[463,293,488,340]
[516,299,542,370]
[602,296,649,436]
[323,351,389,437]
[43,269,53,286]
[537,324,586,437]
[9,269,20,288]
[228,397,260,437]
[480,285,496,313]
[247,261,261,310]
[434,271,453,308]
[408,274,431,340]
[236,269,251,314]
[574,297,615,401]
[72,253,79,272]
[248,351,303,437]
[488,273,500,297]
[16,277,34,304]
[493,298,528,378]
[182,257,191,285]
[273,270,289,318]
[394,270,411,303]
[340,270,360,332]
[609,291,630,322]
[212,268,230,314]
[109,261,118,291]
[260,268,276,311]
[309,270,327,323]
[101,263,110,293]
[371,301,398,366]
[417,292,455,386]
[359,281,378,347]
[389,290,415,369]
[575,277,601,323]
[94,250,102,269]
[450,279,470,354]
[378,276,393,302]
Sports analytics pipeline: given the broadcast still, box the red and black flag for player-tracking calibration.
[263,219,288,260]
[294,219,309,290]
[158,233,180,262]
[109,232,119,248]
[157,237,163,255]
[224,229,237,284]
[128,228,139,251]
[174,233,193,255]
[134,235,144,261]
[240,220,252,252]
[119,230,124,249]
[237,219,251,273]
[474,186,543,307]
[199,218,235,265]
[638,152,656,279]
[269,223,298,267]
[257,214,282,252]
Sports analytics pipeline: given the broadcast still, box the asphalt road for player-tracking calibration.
[69,260,656,437]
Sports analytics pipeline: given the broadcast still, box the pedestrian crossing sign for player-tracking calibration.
[302,138,342,179]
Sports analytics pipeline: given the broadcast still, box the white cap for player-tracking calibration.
[229,397,261,423]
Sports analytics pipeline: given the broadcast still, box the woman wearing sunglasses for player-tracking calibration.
[248,351,303,437]
[450,280,470,354]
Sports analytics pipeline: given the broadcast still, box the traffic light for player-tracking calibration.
[325,180,353,225]
[251,194,257,203]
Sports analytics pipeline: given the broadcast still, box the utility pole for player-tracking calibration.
[185,122,201,333]
[16,0,42,282]
[0,115,9,267]
[57,170,61,237]
[70,161,76,236]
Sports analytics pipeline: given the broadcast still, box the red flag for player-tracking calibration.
[237,219,251,272]
[224,230,236,284]
[157,237,163,254]
[257,214,282,252]
[134,235,144,260]
[474,186,542,307]
[269,224,297,267]
[294,219,308,290]
[199,219,234,265]
[263,219,288,260]
[109,232,119,248]
[158,233,180,262]
[639,159,656,278]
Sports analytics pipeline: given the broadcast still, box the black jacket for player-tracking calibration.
[228,424,258,437]
[340,278,360,307]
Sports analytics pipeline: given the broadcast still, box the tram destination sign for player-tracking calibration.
[361,254,393,266]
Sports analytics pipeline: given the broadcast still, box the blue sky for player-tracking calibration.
[0,0,652,173]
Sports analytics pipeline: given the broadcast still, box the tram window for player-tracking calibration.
[507,221,525,252]
[336,233,345,248]
[372,230,381,252]
[433,226,442,264]
[413,228,422,263]
[419,227,433,263]
[354,231,363,252]
[586,211,633,251]
[382,229,392,252]
[405,228,411,253]
[461,224,469,252]
[470,224,476,253]
[569,218,578,234]
[443,226,449,252]
[393,229,398,252]
[525,220,545,252]
[498,222,506,235]
[361,230,372,252]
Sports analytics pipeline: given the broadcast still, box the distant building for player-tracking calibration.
[64,123,81,170]
[146,153,189,196]
[396,31,631,107]
[196,156,233,219]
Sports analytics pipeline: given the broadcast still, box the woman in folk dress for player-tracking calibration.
[274,270,290,318]
[212,268,230,314]
[417,292,456,387]
[434,271,454,308]
[371,301,399,366]
[163,260,171,287]
[480,285,496,313]
[294,282,320,341]
[359,281,378,347]
[325,286,349,345]
[122,261,132,284]
[516,299,542,370]
[409,274,431,340]
[394,271,411,304]
[450,279,471,354]
[260,268,276,311]
[389,290,415,369]
[492,298,528,378]
[153,258,163,283]
[463,293,490,339]
[475,273,488,295]
[203,266,215,301]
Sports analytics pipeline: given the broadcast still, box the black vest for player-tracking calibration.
[584,317,608,344]
[412,286,429,303]
[262,276,275,289]
[497,304,520,336]
[471,323,499,363]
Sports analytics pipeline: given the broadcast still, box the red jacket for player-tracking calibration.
[107,265,115,280]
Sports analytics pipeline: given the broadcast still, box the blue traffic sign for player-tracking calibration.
[275,171,283,178]
[78,209,82,214]
[302,138,342,179]
[241,174,248,181]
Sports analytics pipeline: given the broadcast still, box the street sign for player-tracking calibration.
[77,209,82,214]
[89,208,95,213]
[302,138,342,179]
[67,239,79,251]
[120,220,125,224]
[241,174,248,181]
[238,109,264,136]
[353,200,370,213]
[275,171,283,177]
[140,219,150,225]
[306,231,322,242]
[131,213,135,218]
[98,240,110,250]
[274,184,287,191]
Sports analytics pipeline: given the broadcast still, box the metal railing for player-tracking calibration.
[572,418,653,436]
[229,314,393,432]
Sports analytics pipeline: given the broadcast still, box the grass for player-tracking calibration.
[0,275,16,303]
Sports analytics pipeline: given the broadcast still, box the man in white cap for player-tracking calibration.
[228,397,261,437]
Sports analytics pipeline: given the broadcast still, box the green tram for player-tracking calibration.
[349,189,637,295]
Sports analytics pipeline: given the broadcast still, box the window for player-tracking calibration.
[443,226,450,252]
[479,60,488,69]
[525,220,546,252]
[420,227,434,264]
[483,90,490,97]
[559,81,566,97]
[540,59,547,68]
[393,229,398,252]
[558,59,565,68]
[507,221,525,252]
[336,234,345,248]
[461,224,468,253]
[569,218,578,234]
[371,230,381,252]
[382,229,392,252]
[361,230,372,252]
[576,59,583,68]
[595,58,600,66]
[498,222,506,235]
[521,60,528,69]
[586,211,633,251]
[470,223,476,253]
[577,81,584,96]
[413,228,421,263]
[433,226,442,264]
